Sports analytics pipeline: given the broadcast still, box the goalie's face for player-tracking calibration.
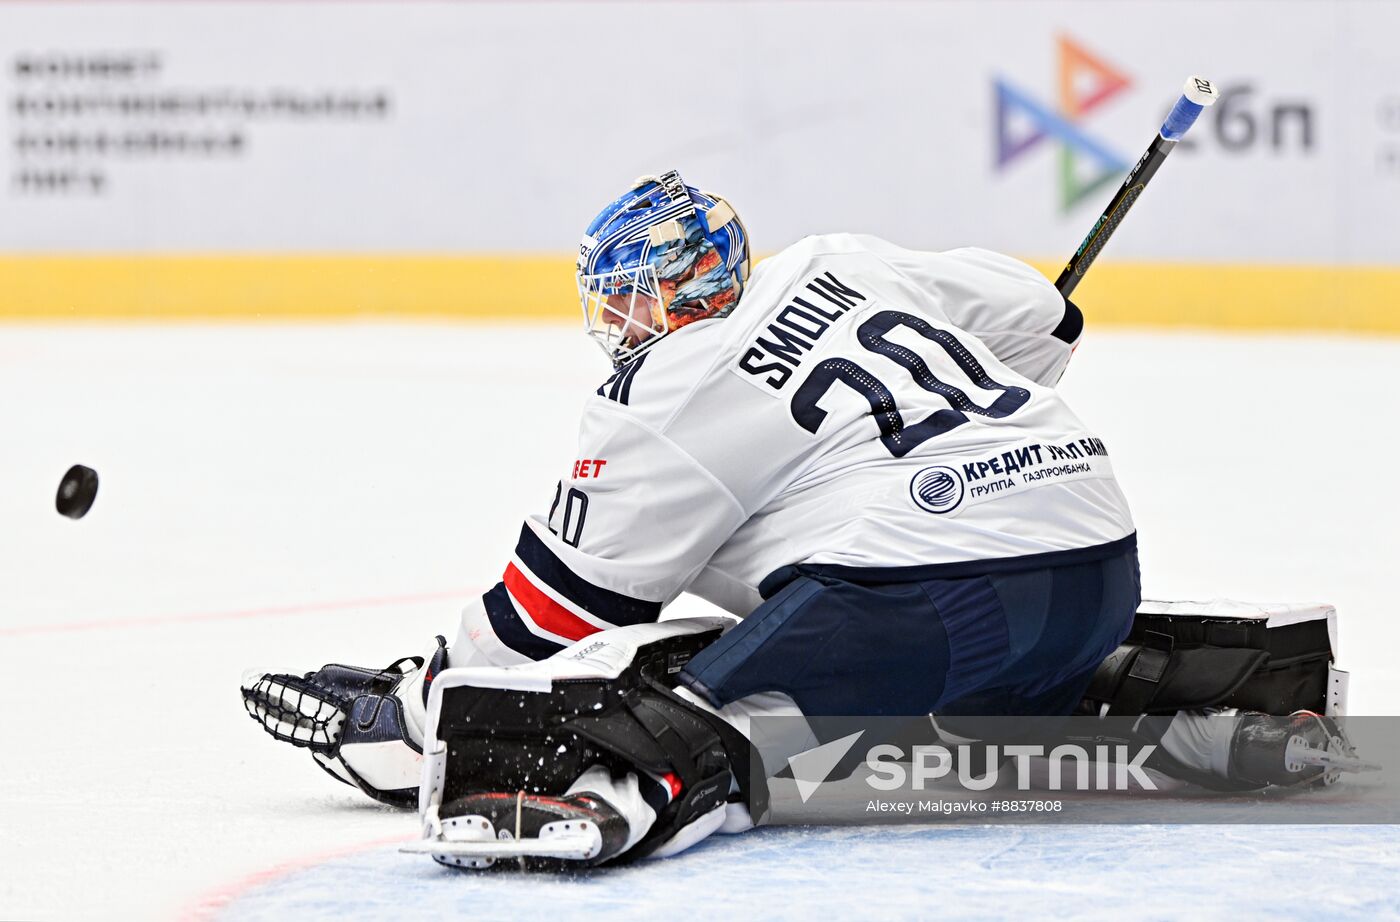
[605,291,662,346]
[578,262,667,366]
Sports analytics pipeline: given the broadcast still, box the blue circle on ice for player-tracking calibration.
[910,466,964,514]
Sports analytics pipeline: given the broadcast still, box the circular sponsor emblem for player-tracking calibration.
[910,465,964,514]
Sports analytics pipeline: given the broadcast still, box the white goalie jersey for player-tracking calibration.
[465,233,1135,664]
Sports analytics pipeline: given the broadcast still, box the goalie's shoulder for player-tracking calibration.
[588,317,731,422]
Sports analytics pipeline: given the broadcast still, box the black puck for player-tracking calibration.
[57,464,99,519]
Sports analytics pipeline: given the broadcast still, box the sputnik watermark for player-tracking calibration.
[865,743,1158,791]
[757,716,1400,825]
[786,734,1157,803]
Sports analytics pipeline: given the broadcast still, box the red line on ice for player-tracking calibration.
[0,587,477,637]
[176,832,417,922]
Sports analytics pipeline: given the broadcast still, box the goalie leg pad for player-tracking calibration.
[420,618,765,865]
[1081,600,1339,717]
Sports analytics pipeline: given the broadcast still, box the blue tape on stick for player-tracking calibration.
[1160,96,1205,141]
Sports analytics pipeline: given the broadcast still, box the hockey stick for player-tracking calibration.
[1054,76,1221,299]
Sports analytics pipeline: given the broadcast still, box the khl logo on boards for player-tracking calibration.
[994,36,1132,212]
[910,465,964,515]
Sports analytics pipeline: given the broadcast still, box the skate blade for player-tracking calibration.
[1282,738,1383,777]
[1291,746,1382,774]
[402,822,603,864]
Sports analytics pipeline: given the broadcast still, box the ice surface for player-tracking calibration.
[208,826,1400,921]
[2,324,1397,920]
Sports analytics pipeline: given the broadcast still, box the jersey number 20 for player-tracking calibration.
[790,310,1031,457]
[547,482,589,548]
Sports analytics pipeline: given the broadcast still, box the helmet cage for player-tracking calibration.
[578,261,668,366]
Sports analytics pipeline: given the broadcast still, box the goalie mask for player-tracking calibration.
[578,170,751,368]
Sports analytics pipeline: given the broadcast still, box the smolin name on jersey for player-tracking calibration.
[737,270,868,391]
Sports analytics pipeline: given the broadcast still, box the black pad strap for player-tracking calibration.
[1091,631,1172,716]
[1085,634,1273,715]
[626,696,701,785]
[1110,646,1171,716]
[643,678,770,821]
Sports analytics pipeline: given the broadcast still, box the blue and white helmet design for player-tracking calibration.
[577,170,750,367]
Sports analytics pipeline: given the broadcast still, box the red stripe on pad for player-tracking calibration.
[503,563,602,643]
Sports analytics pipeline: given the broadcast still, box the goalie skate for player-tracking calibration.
[403,791,628,870]
[1231,711,1378,788]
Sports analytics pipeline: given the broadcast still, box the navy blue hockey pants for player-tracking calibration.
[679,535,1140,718]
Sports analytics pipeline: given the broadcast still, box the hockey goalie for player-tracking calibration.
[242,171,1366,869]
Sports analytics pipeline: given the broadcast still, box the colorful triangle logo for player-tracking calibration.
[1058,35,1131,120]
[993,35,1132,212]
